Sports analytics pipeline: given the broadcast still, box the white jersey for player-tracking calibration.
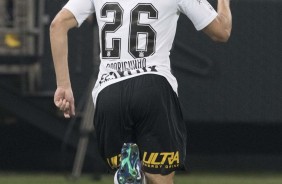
[64,0,217,105]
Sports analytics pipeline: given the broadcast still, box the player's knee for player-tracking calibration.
[144,172,175,184]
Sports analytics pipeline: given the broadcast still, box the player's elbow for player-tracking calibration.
[203,26,232,43]
[203,15,232,43]
[50,21,56,35]
[50,17,67,34]
[50,15,73,36]
[50,9,77,35]
[210,29,231,42]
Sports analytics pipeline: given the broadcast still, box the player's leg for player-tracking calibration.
[93,83,136,173]
[130,74,187,184]
[144,172,175,184]
[94,80,148,184]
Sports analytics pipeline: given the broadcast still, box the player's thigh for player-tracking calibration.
[94,83,135,170]
[132,75,187,175]
[145,172,175,184]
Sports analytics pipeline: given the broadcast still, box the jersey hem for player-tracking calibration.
[92,72,178,107]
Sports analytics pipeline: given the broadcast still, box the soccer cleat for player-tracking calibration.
[117,143,142,184]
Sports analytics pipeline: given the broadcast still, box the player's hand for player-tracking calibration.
[54,86,75,118]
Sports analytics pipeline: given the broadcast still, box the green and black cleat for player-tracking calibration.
[117,143,142,184]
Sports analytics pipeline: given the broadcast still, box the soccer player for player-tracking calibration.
[50,0,232,184]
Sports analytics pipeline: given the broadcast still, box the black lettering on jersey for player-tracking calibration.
[129,4,158,59]
[101,3,123,59]
[99,72,118,85]
[99,65,158,85]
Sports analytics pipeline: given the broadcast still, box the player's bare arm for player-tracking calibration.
[203,0,232,42]
[50,9,78,118]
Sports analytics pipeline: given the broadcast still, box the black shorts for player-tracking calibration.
[94,74,187,175]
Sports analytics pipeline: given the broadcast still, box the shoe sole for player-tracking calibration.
[118,143,141,184]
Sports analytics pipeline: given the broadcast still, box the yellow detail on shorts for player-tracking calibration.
[142,151,179,167]
[152,153,161,164]
[167,151,179,165]
[107,154,121,169]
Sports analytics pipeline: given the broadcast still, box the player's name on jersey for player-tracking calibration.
[106,58,147,72]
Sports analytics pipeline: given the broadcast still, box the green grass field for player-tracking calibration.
[1,172,282,184]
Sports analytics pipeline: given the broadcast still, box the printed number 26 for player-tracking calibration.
[101,3,158,59]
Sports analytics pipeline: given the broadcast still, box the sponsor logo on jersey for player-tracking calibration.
[99,58,158,85]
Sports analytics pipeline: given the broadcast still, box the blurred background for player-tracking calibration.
[0,0,282,183]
